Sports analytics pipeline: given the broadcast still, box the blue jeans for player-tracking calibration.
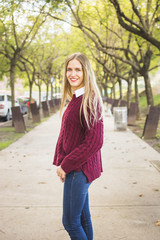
[62,171,93,240]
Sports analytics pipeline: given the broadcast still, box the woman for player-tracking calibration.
[53,52,103,240]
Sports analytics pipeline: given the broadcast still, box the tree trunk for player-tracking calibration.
[134,75,141,119]
[28,82,33,119]
[127,79,132,110]
[46,83,49,103]
[118,79,122,99]
[105,85,108,97]
[110,88,113,98]
[112,81,116,99]
[99,85,103,97]
[51,82,53,100]
[38,85,41,110]
[143,71,154,106]
[55,78,57,96]
[29,83,33,103]
[10,60,16,108]
[104,74,108,97]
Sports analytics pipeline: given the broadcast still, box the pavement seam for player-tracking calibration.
[0,205,160,208]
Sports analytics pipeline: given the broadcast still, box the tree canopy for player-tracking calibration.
[0,0,159,110]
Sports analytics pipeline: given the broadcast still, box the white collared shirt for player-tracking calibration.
[75,86,85,98]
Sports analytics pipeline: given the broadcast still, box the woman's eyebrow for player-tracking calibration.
[67,67,82,70]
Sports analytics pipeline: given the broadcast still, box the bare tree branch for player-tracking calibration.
[130,0,145,27]
[12,13,19,48]
[150,0,160,27]
[109,0,160,50]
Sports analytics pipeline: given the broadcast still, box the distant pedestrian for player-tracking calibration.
[53,52,104,240]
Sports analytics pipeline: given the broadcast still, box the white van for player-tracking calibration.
[0,92,20,121]
[0,92,12,121]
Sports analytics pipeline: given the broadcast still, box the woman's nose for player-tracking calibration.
[71,70,76,76]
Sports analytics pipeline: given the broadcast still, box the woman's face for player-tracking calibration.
[66,59,84,91]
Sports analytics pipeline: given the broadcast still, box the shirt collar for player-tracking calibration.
[75,86,85,98]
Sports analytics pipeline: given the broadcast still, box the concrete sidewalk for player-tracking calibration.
[0,112,160,240]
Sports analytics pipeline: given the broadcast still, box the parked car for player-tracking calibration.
[0,92,22,121]
[53,93,62,99]
[0,92,12,121]
[18,96,36,107]
[16,98,28,115]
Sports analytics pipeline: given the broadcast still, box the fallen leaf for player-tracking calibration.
[38,182,46,184]
[139,194,144,197]
[153,188,159,192]
[0,229,6,234]
[155,220,160,226]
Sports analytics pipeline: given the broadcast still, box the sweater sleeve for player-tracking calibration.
[53,125,66,166]
[61,116,103,173]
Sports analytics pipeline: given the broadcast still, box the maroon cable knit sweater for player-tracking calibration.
[53,94,103,183]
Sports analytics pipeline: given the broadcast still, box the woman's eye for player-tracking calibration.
[67,68,72,71]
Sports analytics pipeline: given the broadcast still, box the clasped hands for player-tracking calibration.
[57,166,66,183]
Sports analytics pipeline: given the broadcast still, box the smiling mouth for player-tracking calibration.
[70,78,78,82]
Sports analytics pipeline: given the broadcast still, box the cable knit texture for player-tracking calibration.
[53,94,103,183]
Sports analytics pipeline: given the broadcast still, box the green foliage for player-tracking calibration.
[0,141,14,150]
[0,113,54,151]
[45,0,64,5]
[0,0,160,104]
[0,127,24,151]
[139,95,147,108]
[139,93,160,109]
[154,94,160,106]
[0,127,15,132]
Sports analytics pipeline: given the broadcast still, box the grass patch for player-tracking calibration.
[132,93,160,112]
[139,95,147,109]
[154,94,160,106]
[128,92,160,153]
[41,116,51,122]
[0,141,14,150]
[0,130,25,150]
[0,127,16,132]
[0,113,54,151]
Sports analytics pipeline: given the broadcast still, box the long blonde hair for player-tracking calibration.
[60,52,103,128]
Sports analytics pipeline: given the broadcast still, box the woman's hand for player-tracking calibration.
[57,166,66,183]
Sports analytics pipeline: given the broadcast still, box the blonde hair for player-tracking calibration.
[60,52,103,128]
